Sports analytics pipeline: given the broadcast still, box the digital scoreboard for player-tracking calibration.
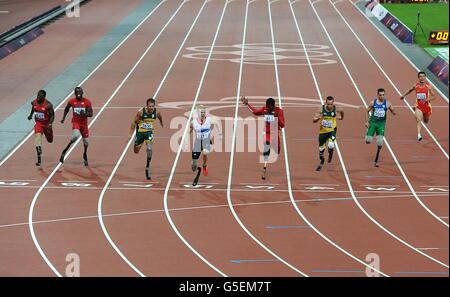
[428,30,449,45]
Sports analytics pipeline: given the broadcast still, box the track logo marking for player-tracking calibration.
[183,43,337,66]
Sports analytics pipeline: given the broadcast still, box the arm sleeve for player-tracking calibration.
[246,103,264,116]
[278,109,285,128]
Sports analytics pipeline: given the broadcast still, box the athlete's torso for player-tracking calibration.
[32,99,49,123]
[415,82,430,106]
[69,97,92,124]
[192,116,211,139]
[319,105,337,134]
[137,107,157,133]
[262,107,282,133]
[370,99,387,122]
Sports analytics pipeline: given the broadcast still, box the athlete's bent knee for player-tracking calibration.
[376,135,384,146]
[72,130,81,142]
[327,141,335,150]
[365,136,373,144]
[35,133,42,147]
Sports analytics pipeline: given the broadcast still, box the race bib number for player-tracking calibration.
[34,112,45,120]
[140,122,153,130]
[416,93,427,100]
[321,119,333,129]
[264,114,275,122]
[373,109,386,118]
[74,107,86,115]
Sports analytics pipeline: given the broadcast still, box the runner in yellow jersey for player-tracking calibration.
[313,96,344,171]
[128,98,163,180]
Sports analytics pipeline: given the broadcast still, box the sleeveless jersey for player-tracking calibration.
[319,105,337,134]
[192,116,211,139]
[370,99,387,122]
[68,97,92,125]
[32,99,50,123]
[415,83,430,106]
[137,108,157,133]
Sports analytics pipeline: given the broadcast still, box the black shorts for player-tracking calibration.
[319,128,337,148]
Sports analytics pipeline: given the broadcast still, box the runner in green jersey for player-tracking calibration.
[365,88,396,167]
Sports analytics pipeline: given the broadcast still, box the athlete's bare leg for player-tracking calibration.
[202,154,208,176]
[60,129,81,163]
[82,138,89,166]
[415,108,423,141]
[134,144,143,154]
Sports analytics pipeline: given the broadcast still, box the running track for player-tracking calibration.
[0,0,448,277]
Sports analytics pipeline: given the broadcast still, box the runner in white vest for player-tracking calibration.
[190,105,213,176]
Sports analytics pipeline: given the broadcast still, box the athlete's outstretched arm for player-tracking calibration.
[241,96,264,116]
[60,102,71,123]
[157,112,163,127]
[388,100,396,115]
[428,87,436,102]
[337,106,344,120]
[85,106,93,118]
[47,102,55,125]
[278,109,285,129]
[313,106,322,123]
[27,103,34,120]
[365,101,374,127]
[400,85,415,100]
[129,110,141,138]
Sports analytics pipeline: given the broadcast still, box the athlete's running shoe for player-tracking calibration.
[417,134,423,141]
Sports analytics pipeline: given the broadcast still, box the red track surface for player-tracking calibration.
[0,0,143,122]
[0,0,448,277]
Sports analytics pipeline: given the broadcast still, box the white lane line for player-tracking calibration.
[26,0,169,277]
[161,0,230,277]
[0,11,10,13]
[98,0,226,277]
[308,0,449,267]
[1,193,448,230]
[56,105,448,110]
[278,0,388,277]
[328,0,449,227]
[160,0,229,277]
[289,0,390,277]
[332,0,448,160]
[417,248,448,251]
[96,0,192,277]
[0,1,166,168]
[348,0,448,103]
[226,0,308,277]
[1,185,449,196]
[0,179,36,182]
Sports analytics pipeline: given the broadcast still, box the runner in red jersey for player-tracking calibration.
[400,71,436,141]
[59,87,93,166]
[241,96,285,180]
[27,90,55,166]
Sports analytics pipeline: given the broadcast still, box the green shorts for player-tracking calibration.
[135,131,153,146]
[366,120,386,137]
